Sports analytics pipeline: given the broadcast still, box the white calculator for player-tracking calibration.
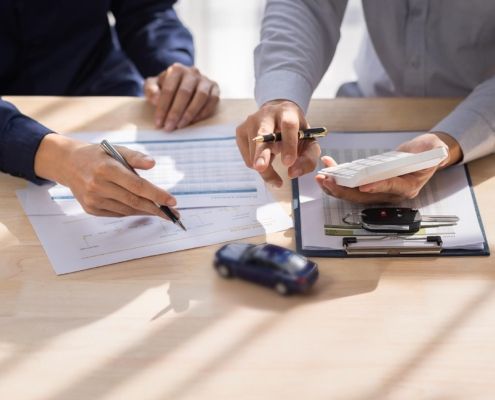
[317,147,448,188]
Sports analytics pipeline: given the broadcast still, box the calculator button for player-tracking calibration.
[347,164,366,171]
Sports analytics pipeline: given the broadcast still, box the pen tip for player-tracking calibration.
[177,220,187,231]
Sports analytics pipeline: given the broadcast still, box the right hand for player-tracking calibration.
[236,100,321,187]
[34,134,178,218]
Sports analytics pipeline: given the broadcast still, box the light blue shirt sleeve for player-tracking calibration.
[432,75,495,164]
[254,0,495,163]
[254,0,348,112]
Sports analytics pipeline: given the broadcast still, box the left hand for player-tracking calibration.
[315,132,463,204]
[144,63,220,131]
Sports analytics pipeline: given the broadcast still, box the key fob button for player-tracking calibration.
[361,207,422,233]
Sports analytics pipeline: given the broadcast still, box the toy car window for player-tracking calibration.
[284,254,308,273]
[241,247,257,263]
[251,257,278,270]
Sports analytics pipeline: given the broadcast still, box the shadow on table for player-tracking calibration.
[1,160,493,399]
[0,230,385,399]
[212,261,383,312]
[356,281,495,400]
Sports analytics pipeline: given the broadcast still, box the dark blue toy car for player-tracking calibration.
[213,243,319,295]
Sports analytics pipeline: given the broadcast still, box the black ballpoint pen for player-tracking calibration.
[100,139,187,231]
[252,127,328,143]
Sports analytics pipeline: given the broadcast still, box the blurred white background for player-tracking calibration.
[176,0,365,98]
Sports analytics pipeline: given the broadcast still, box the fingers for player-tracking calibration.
[94,181,168,218]
[258,154,283,187]
[83,196,151,218]
[253,146,272,172]
[359,176,416,197]
[178,79,220,129]
[154,65,184,129]
[163,70,199,131]
[192,83,220,123]
[144,77,160,106]
[151,63,220,131]
[288,140,321,179]
[236,122,252,168]
[279,109,301,167]
[252,118,276,172]
[321,155,337,168]
[108,163,177,208]
[116,146,155,170]
[61,142,180,220]
[236,100,309,186]
[316,175,404,204]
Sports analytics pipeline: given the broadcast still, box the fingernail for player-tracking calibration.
[143,155,155,163]
[155,117,162,127]
[164,121,175,132]
[283,155,294,165]
[255,158,265,169]
[166,198,177,207]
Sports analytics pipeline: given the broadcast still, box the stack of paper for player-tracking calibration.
[17,125,293,274]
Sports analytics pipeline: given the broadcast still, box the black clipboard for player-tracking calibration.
[292,165,490,257]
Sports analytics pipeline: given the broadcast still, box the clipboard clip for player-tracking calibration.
[342,235,443,256]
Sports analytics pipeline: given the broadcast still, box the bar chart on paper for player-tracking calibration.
[48,125,269,209]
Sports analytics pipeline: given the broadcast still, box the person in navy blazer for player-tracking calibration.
[0,0,219,219]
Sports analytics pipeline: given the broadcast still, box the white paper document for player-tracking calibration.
[297,132,487,253]
[43,125,269,213]
[17,125,293,274]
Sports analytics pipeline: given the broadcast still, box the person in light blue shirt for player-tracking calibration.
[236,0,495,203]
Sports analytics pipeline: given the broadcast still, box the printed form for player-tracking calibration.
[17,125,292,274]
[47,125,269,210]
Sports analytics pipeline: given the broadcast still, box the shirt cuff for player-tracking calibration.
[6,115,54,184]
[432,107,495,164]
[255,70,314,113]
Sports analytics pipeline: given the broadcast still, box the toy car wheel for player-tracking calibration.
[274,282,289,296]
[216,264,232,278]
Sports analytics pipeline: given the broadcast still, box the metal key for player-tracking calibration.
[344,208,459,234]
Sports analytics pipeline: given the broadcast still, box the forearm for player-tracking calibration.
[255,0,348,112]
[431,132,463,167]
[432,75,495,163]
[0,100,53,184]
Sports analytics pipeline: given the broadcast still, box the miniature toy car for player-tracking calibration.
[213,243,319,295]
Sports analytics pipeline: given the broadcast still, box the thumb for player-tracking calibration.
[117,146,156,171]
[144,76,160,106]
[321,155,337,167]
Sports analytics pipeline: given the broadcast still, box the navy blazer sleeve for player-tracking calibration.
[112,0,194,78]
[0,99,52,184]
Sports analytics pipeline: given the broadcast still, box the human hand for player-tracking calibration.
[144,63,220,131]
[315,132,462,204]
[235,100,321,187]
[34,134,178,218]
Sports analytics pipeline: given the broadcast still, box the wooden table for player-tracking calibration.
[1,97,494,400]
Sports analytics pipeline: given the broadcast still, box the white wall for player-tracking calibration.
[176,0,365,99]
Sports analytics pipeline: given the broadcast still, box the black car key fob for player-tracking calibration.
[361,207,422,234]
